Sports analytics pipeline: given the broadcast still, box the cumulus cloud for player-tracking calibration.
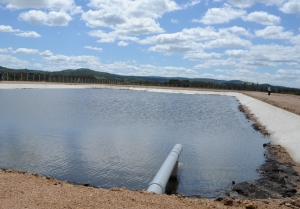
[140,26,246,45]
[255,26,293,39]
[83,0,200,42]
[0,47,13,53]
[148,43,200,54]
[0,25,20,32]
[225,49,247,58]
[243,11,280,26]
[15,31,41,38]
[81,0,183,36]
[225,44,300,67]
[184,51,222,60]
[40,50,100,65]
[19,10,72,26]
[0,0,74,10]
[226,26,252,37]
[276,69,300,79]
[88,30,140,43]
[86,0,181,18]
[0,54,30,67]
[118,41,128,46]
[227,0,285,8]
[194,58,237,69]
[84,46,103,52]
[114,18,164,35]
[81,10,126,28]
[205,37,252,48]
[193,4,246,24]
[88,30,116,43]
[13,48,39,54]
[280,0,300,14]
[290,35,300,45]
[139,26,252,56]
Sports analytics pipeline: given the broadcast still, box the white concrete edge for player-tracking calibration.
[1,83,300,163]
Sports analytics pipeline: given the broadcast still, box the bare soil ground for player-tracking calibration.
[242,91,300,116]
[1,169,300,209]
[1,83,300,208]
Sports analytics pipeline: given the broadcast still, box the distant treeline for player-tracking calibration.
[166,79,300,95]
[1,67,300,95]
[0,71,134,85]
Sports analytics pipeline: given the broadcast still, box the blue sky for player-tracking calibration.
[0,0,300,88]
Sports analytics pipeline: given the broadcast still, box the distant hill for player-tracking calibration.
[1,66,299,95]
[0,66,238,83]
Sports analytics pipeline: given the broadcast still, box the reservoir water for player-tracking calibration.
[0,88,269,197]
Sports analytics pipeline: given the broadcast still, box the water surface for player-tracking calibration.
[0,89,269,197]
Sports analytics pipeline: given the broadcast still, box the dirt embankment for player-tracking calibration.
[212,104,300,204]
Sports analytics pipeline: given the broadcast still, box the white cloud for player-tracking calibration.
[15,31,41,38]
[226,26,252,37]
[84,46,103,52]
[205,37,252,48]
[193,4,246,24]
[13,48,39,54]
[82,0,200,40]
[47,11,72,26]
[225,44,300,68]
[148,43,202,54]
[255,26,293,39]
[139,26,252,56]
[243,11,280,26]
[118,41,128,46]
[171,18,178,24]
[194,58,237,69]
[19,10,72,26]
[210,68,300,88]
[227,0,254,8]
[19,10,47,24]
[0,25,41,38]
[184,51,222,60]
[276,69,300,80]
[280,0,300,14]
[290,35,300,45]
[0,0,74,10]
[0,25,20,32]
[0,54,30,67]
[34,63,42,68]
[89,30,116,43]
[88,29,140,44]
[81,0,181,33]
[81,10,126,28]
[225,49,247,58]
[39,50,53,57]
[227,0,285,8]
[181,0,201,8]
[0,47,13,53]
[87,0,181,18]
[140,26,250,45]
[40,50,100,65]
[119,64,198,77]
[114,18,164,35]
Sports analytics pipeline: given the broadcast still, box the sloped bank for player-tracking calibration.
[215,104,300,200]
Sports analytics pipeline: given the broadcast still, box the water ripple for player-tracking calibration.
[0,89,270,197]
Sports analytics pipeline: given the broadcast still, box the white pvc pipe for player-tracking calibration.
[147,144,183,194]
